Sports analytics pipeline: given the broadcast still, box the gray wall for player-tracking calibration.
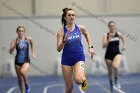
[0,14,140,76]
[0,0,140,16]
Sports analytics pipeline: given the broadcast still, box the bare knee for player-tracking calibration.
[74,76,83,84]
[17,76,23,85]
[20,69,27,76]
[20,66,29,75]
[106,64,113,74]
[113,55,122,68]
[20,63,29,76]
[65,83,73,93]
[113,62,120,69]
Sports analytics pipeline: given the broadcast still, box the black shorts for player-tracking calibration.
[15,62,30,67]
[105,52,121,61]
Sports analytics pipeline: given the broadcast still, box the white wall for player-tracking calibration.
[0,14,140,76]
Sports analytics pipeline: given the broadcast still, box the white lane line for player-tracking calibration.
[113,86,126,93]
[43,83,65,93]
[78,81,101,93]
[88,78,110,93]
[93,80,110,93]
[6,86,17,93]
[78,80,110,93]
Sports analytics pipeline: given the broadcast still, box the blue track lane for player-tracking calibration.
[0,74,140,93]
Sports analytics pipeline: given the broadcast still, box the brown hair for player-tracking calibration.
[16,25,25,32]
[61,8,74,26]
[108,21,116,27]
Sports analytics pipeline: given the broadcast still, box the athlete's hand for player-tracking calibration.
[11,39,17,48]
[107,33,114,40]
[63,31,70,42]
[121,46,126,51]
[9,39,17,54]
[88,48,96,58]
[32,54,37,59]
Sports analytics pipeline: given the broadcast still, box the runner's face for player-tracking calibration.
[17,27,25,37]
[108,23,116,32]
[65,10,75,24]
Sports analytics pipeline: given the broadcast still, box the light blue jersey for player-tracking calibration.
[15,37,30,63]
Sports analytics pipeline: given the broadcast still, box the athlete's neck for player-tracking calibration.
[110,30,115,34]
[18,35,25,40]
[66,23,75,32]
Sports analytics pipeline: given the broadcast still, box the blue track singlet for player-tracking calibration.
[61,24,85,66]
